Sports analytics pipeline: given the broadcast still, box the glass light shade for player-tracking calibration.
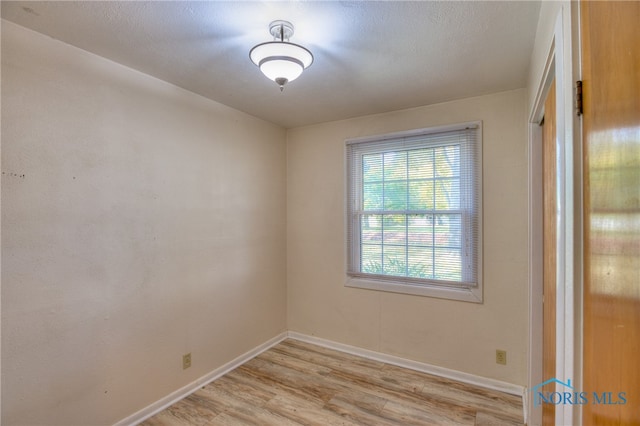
[260,59,304,82]
[250,41,313,84]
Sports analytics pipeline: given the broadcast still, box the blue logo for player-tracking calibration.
[531,378,627,406]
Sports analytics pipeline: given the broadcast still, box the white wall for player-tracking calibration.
[2,9,541,423]
[1,21,287,425]
[287,89,529,386]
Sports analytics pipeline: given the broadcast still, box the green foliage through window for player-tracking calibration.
[347,124,481,300]
[360,146,463,281]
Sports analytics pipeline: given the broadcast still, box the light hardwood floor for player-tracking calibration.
[141,339,523,426]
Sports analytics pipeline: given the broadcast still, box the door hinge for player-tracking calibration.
[575,80,583,116]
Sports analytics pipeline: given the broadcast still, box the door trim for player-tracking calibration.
[528,5,577,425]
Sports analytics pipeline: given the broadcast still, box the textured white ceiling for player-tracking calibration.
[1,1,541,128]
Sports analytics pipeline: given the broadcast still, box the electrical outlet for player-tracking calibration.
[183,353,191,369]
[496,350,507,365]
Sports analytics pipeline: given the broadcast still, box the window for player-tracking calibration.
[346,122,482,302]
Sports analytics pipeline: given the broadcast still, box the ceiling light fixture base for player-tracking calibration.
[269,20,294,41]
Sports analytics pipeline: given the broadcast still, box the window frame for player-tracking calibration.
[345,122,483,303]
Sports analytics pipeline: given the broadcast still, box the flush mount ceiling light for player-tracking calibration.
[250,20,313,91]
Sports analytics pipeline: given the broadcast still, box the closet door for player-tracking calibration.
[581,1,640,425]
[542,80,556,426]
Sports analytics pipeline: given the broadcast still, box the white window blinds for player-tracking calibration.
[346,124,481,290]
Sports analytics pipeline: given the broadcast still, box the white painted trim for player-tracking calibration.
[527,120,544,426]
[527,28,556,426]
[345,121,480,145]
[522,387,530,425]
[527,5,576,426]
[553,14,568,424]
[345,121,484,304]
[554,7,577,426]
[116,330,527,425]
[114,332,288,426]
[346,277,482,303]
[287,331,525,397]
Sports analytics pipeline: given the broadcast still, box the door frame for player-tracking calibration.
[527,5,580,425]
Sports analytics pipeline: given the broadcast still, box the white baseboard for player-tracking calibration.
[287,331,525,398]
[116,330,527,425]
[522,386,529,425]
[114,332,288,426]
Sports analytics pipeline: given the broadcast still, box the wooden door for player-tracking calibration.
[582,1,640,425]
[542,80,556,426]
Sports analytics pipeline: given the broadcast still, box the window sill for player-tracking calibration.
[345,276,483,303]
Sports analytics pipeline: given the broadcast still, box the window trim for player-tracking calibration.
[345,121,483,303]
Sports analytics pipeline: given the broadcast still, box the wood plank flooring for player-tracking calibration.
[141,339,523,426]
